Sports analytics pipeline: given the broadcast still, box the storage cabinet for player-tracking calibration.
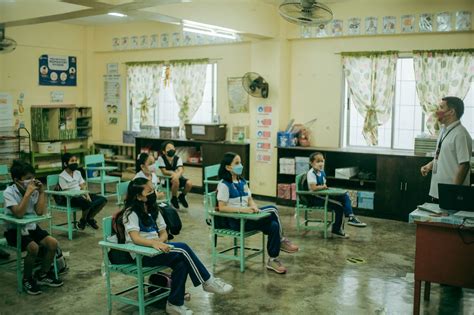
[30,105,92,176]
[135,137,250,193]
[94,141,136,179]
[277,146,434,221]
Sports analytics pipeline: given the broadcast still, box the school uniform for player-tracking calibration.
[217,179,282,258]
[429,120,472,199]
[156,155,188,188]
[306,169,353,232]
[3,184,49,250]
[58,169,107,211]
[123,210,210,306]
[134,171,159,188]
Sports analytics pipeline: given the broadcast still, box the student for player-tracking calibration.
[307,152,367,239]
[121,178,233,314]
[59,153,107,230]
[156,141,192,210]
[134,152,165,200]
[217,152,298,274]
[3,160,63,295]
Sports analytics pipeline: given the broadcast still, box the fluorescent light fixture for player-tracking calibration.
[182,19,237,40]
[108,12,127,17]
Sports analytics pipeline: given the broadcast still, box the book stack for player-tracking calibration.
[414,135,437,155]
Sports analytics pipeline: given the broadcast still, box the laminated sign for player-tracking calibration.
[39,54,77,86]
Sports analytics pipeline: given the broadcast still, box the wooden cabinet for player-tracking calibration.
[94,141,136,180]
[277,146,434,221]
[135,137,250,193]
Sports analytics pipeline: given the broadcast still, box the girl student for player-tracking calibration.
[216,152,299,274]
[121,178,233,315]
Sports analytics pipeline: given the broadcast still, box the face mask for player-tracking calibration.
[166,150,176,158]
[145,191,157,206]
[147,164,156,173]
[22,179,34,188]
[232,164,244,176]
[68,163,79,171]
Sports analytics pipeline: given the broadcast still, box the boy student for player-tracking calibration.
[307,152,367,238]
[3,160,63,295]
[59,153,107,230]
[157,141,192,210]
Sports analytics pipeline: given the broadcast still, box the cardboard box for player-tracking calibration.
[335,167,359,179]
[279,158,295,175]
[185,124,226,141]
[357,191,374,210]
[277,131,298,147]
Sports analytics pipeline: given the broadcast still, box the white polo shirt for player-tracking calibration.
[156,156,183,170]
[133,171,159,187]
[59,169,84,191]
[429,121,472,198]
[3,184,39,234]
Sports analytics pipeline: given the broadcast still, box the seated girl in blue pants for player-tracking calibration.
[216,152,299,275]
[122,178,233,315]
[307,152,367,239]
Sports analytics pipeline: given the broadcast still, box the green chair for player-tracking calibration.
[203,164,220,221]
[84,154,121,198]
[205,191,269,273]
[46,174,85,241]
[0,164,12,188]
[156,174,171,203]
[295,173,346,238]
[98,216,171,315]
[116,181,130,207]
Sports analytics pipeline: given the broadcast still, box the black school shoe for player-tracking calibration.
[23,278,42,295]
[178,194,189,208]
[171,196,180,209]
[87,218,99,230]
[35,270,64,287]
[77,218,87,230]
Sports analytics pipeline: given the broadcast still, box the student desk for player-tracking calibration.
[0,213,52,293]
[409,209,474,315]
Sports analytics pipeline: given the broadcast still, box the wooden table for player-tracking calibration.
[0,213,52,293]
[409,209,474,315]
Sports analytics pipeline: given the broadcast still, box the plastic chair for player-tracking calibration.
[295,173,347,238]
[205,191,267,273]
[98,217,171,315]
[0,164,12,187]
[46,174,85,241]
[203,164,220,220]
[116,181,130,207]
[84,154,121,198]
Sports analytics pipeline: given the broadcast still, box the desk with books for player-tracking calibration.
[409,209,474,315]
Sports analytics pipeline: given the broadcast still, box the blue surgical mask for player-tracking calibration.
[232,164,243,175]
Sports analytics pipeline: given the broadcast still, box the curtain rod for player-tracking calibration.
[335,48,474,55]
[124,57,222,65]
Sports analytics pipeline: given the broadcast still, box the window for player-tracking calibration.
[344,58,474,149]
[129,63,217,131]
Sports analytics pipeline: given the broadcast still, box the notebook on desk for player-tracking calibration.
[453,211,474,219]
[438,183,474,213]
[417,203,443,214]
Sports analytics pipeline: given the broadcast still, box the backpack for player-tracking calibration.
[297,173,314,206]
[112,208,127,244]
[158,203,182,237]
[53,184,66,205]
[39,245,68,274]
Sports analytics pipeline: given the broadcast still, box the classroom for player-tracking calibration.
[0,0,473,314]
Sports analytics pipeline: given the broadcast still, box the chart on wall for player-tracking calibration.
[103,73,121,125]
[255,104,273,164]
[39,55,77,86]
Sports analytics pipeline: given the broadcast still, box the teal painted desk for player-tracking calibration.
[0,213,52,293]
[409,209,474,315]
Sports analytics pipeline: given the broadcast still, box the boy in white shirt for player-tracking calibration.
[3,160,63,294]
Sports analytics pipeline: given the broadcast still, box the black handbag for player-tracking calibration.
[159,204,182,236]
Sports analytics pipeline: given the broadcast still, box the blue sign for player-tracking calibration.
[39,54,77,86]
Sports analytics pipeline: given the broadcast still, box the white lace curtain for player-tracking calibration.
[413,49,474,134]
[170,59,208,133]
[342,51,398,146]
[127,62,163,128]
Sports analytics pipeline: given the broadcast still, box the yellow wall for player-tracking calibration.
[0,0,472,197]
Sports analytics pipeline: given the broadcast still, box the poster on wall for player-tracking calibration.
[0,93,14,129]
[39,55,77,86]
[103,74,121,125]
[227,77,249,113]
[255,104,273,164]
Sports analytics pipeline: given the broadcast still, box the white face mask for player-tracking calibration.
[147,164,157,173]
[21,179,34,188]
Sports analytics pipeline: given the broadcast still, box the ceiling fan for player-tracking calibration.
[0,27,17,54]
[279,0,333,25]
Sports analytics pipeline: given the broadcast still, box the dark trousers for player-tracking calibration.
[228,205,281,258]
[333,193,354,217]
[70,194,107,217]
[142,242,210,306]
[310,197,344,232]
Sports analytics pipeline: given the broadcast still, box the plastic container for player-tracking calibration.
[122,131,139,144]
[38,142,61,154]
[184,124,226,141]
[277,131,297,147]
[159,126,179,139]
[357,191,375,210]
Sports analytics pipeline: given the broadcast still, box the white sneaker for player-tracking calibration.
[166,302,193,315]
[202,277,233,294]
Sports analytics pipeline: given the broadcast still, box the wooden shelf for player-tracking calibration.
[95,140,135,148]
[105,158,135,165]
[183,162,202,167]
[33,148,88,158]
[326,176,376,184]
